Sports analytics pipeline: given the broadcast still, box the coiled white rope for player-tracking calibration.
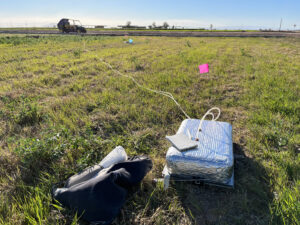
[99,58,221,134]
[196,107,221,139]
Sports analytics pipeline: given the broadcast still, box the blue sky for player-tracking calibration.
[0,0,299,29]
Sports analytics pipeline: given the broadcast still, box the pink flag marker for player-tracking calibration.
[199,64,209,74]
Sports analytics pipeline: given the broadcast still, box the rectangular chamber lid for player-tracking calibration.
[166,119,233,165]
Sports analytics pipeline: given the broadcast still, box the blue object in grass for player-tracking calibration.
[128,39,133,44]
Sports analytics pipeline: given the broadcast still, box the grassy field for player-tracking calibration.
[0,27,57,31]
[87,28,259,32]
[0,35,299,225]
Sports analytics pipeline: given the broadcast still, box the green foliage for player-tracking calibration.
[0,96,44,129]
[0,36,36,45]
[73,49,82,58]
[186,40,192,47]
[19,187,52,225]
[14,127,108,178]
[14,103,43,126]
[130,56,144,71]
[14,129,68,174]
[240,48,250,56]
[271,182,300,225]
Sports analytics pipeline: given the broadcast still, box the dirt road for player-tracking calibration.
[1,29,299,38]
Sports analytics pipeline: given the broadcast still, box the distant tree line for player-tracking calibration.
[148,22,169,29]
[121,21,170,29]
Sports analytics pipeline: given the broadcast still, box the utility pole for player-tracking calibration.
[279,18,282,31]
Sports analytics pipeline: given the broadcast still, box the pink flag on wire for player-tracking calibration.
[199,64,209,74]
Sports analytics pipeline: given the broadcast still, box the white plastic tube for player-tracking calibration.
[99,146,127,168]
[65,146,127,188]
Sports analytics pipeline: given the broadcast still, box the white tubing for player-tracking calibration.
[196,107,221,140]
[99,58,191,119]
[99,58,221,129]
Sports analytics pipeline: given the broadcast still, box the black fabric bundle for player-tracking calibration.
[53,156,152,225]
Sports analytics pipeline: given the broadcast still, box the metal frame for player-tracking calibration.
[162,165,234,190]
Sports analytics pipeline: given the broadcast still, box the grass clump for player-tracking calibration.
[14,103,43,126]
[73,49,82,58]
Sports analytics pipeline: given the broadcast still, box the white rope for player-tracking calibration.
[99,58,191,119]
[98,58,221,133]
[196,107,221,140]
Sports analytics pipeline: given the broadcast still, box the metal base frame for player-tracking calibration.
[162,166,234,190]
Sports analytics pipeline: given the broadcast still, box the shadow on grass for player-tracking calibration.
[111,143,273,225]
[175,143,273,225]
[14,141,273,225]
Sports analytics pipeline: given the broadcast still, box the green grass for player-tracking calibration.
[0,27,57,31]
[0,34,299,225]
